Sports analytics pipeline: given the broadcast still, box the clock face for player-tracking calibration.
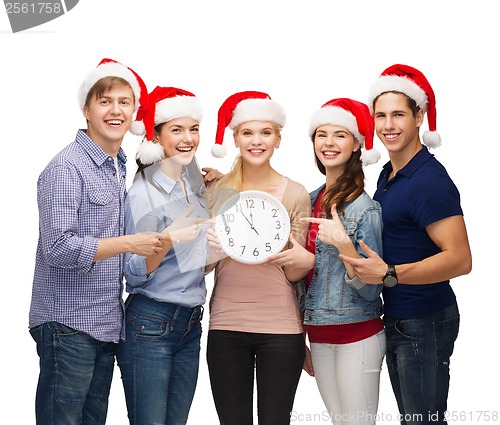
[214,190,290,264]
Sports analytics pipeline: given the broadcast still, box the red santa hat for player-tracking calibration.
[212,91,286,158]
[368,64,441,148]
[131,86,203,165]
[309,98,380,166]
[77,58,148,115]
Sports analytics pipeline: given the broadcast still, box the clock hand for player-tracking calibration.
[249,211,260,235]
[239,210,259,235]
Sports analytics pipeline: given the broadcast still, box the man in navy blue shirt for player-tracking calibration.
[341,64,472,424]
[29,58,170,425]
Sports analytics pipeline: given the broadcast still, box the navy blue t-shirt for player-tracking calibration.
[374,146,463,318]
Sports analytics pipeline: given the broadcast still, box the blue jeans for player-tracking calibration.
[117,294,202,425]
[30,321,115,425]
[383,302,460,425]
[207,330,305,425]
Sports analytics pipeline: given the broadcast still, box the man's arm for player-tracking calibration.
[340,215,472,284]
[93,232,170,262]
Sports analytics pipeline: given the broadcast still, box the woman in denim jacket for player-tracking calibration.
[301,98,386,425]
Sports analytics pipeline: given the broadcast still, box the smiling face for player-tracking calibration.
[373,92,424,156]
[313,124,360,174]
[84,84,135,152]
[233,120,281,166]
[155,116,200,166]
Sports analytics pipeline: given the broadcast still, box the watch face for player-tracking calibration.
[383,276,398,288]
[214,190,290,264]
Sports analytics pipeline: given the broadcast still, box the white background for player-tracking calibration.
[1,1,497,423]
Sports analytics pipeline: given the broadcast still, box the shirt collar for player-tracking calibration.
[75,129,127,166]
[151,165,189,195]
[382,145,434,180]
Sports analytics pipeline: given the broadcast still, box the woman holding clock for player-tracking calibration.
[206,91,314,425]
[300,98,386,424]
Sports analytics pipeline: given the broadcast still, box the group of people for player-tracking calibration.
[29,58,472,425]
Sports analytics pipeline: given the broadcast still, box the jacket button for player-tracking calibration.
[308,293,313,298]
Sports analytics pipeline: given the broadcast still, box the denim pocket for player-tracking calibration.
[48,322,79,336]
[133,315,170,339]
[394,318,424,340]
[434,314,459,366]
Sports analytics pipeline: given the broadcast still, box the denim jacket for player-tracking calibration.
[304,184,383,325]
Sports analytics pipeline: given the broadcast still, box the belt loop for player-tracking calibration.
[169,305,181,332]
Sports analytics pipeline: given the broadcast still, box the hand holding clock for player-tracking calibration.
[265,235,315,270]
[214,191,290,264]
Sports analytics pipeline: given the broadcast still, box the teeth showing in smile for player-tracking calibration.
[385,134,398,140]
[106,120,122,126]
[177,147,193,152]
[249,149,264,153]
[322,151,339,157]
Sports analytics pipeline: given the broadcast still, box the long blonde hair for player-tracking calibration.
[208,123,282,214]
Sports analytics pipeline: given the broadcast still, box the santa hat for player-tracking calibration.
[212,91,286,158]
[368,64,441,148]
[132,86,203,165]
[77,58,148,115]
[309,98,380,166]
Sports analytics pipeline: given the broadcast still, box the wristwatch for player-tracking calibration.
[383,264,398,287]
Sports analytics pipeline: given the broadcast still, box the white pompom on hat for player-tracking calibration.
[132,86,203,165]
[77,58,148,115]
[212,91,286,158]
[309,98,380,166]
[368,64,441,148]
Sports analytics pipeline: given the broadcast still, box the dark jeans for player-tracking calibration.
[30,321,115,425]
[206,330,305,425]
[384,302,460,425]
[116,294,203,425]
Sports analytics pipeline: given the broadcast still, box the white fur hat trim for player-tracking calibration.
[154,96,203,125]
[78,62,141,112]
[368,75,428,113]
[309,106,364,145]
[228,98,286,129]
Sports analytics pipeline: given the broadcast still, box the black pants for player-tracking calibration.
[207,330,305,425]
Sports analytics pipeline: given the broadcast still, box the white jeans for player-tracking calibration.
[310,330,386,425]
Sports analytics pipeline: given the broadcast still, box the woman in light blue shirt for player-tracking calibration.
[117,86,214,425]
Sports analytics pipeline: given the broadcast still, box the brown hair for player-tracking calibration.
[311,132,364,218]
[373,91,420,117]
[84,76,134,108]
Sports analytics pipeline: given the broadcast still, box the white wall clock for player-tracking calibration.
[214,190,290,264]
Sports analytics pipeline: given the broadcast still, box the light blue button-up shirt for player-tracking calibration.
[123,162,209,307]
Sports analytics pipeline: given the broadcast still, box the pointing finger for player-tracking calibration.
[330,204,341,222]
[359,240,377,257]
[300,217,327,224]
[339,253,360,266]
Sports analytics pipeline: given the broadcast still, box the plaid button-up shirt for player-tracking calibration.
[29,130,127,342]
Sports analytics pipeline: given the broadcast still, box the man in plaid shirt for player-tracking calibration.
[29,58,169,425]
